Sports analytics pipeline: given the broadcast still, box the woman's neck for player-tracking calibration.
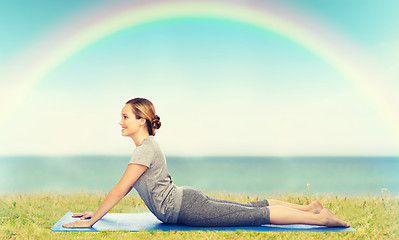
[131,132,150,147]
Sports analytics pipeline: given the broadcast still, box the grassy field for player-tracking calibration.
[1,191,398,239]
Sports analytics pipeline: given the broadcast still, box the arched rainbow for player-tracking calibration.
[1,0,398,152]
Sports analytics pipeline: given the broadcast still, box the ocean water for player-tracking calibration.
[1,156,398,197]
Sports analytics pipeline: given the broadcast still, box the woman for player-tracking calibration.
[63,98,350,228]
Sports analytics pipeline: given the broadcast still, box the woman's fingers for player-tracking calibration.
[72,212,93,219]
[72,212,88,218]
[62,219,92,228]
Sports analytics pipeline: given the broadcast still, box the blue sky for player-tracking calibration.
[0,0,398,156]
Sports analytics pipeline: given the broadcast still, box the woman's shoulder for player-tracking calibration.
[130,136,165,165]
[129,138,156,166]
[140,136,157,148]
[135,136,161,155]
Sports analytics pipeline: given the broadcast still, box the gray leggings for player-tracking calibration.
[176,187,270,227]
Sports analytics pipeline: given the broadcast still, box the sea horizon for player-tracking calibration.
[1,155,398,197]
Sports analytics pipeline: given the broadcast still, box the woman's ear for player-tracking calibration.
[140,118,146,126]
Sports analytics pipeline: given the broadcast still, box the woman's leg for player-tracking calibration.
[267,199,324,214]
[208,196,323,214]
[177,188,270,227]
[206,197,346,226]
[268,206,350,227]
[207,196,269,208]
[177,187,350,227]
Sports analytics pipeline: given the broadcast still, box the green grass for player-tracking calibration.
[1,191,398,239]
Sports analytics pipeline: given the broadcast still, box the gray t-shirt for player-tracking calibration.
[128,136,183,223]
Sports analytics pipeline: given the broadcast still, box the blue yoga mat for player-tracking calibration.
[51,212,356,232]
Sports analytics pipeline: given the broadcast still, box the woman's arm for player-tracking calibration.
[87,164,147,226]
[62,163,147,228]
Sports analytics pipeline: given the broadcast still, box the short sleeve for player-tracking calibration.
[128,142,154,168]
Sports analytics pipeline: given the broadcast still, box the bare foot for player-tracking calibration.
[310,201,324,214]
[320,209,350,227]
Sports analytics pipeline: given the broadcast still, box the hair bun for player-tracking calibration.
[151,115,161,129]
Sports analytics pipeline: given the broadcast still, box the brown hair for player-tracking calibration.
[126,98,161,136]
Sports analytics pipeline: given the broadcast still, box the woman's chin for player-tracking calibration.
[122,133,132,138]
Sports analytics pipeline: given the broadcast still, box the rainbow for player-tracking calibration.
[1,0,399,152]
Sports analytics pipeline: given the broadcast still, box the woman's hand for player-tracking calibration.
[72,212,94,220]
[62,212,94,228]
[62,219,93,228]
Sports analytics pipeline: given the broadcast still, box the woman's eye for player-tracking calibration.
[124,116,128,119]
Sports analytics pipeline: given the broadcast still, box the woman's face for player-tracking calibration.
[119,104,144,137]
